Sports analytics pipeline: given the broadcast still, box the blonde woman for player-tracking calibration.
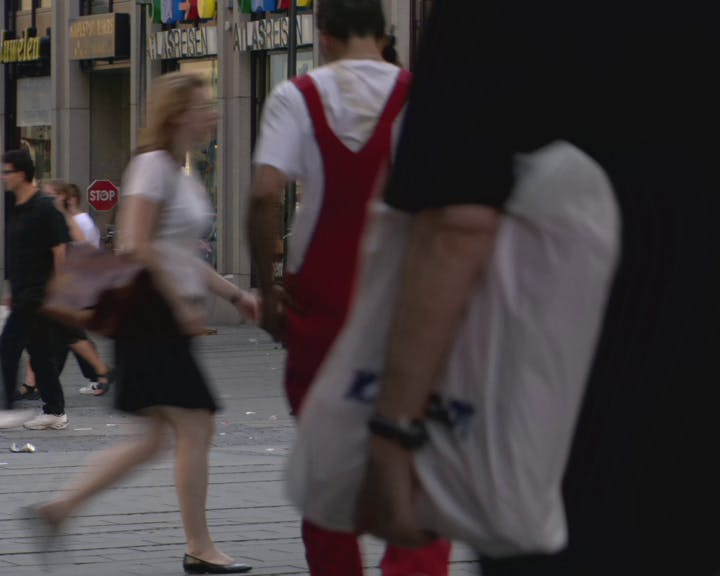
[30,73,258,574]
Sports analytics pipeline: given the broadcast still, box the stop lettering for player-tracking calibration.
[87,180,119,212]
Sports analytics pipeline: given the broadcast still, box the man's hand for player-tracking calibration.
[355,436,436,548]
[260,285,296,343]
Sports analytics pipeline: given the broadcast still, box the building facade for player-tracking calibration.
[1,0,430,322]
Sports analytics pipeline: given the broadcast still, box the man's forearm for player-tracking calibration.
[248,194,283,296]
[376,206,500,419]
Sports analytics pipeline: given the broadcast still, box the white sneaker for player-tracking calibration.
[23,413,69,430]
[78,382,100,395]
[0,409,35,429]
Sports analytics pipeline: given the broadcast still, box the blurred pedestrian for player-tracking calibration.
[0,149,70,430]
[63,182,101,248]
[355,1,720,575]
[42,179,113,396]
[30,72,258,574]
[248,1,450,575]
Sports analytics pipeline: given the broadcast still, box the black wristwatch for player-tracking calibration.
[367,413,429,451]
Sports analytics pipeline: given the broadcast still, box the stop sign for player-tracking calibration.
[87,179,119,212]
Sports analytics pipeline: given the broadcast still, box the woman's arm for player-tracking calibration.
[204,263,260,323]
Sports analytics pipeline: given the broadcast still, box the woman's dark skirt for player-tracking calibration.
[113,286,217,414]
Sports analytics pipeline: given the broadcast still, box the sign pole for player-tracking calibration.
[283,1,298,273]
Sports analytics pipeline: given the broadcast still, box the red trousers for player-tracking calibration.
[303,519,452,576]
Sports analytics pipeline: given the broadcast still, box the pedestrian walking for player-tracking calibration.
[0,149,70,430]
[248,1,451,575]
[64,182,101,248]
[355,1,720,575]
[42,179,114,396]
[29,72,259,575]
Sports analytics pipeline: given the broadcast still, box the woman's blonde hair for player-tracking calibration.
[138,71,208,153]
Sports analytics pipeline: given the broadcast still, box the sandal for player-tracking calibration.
[14,383,41,401]
[93,369,115,396]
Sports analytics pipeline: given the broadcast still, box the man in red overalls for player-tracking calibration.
[248,1,452,575]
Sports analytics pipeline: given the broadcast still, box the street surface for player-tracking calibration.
[0,326,479,575]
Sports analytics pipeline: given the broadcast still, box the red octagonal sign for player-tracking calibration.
[87,179,119,212]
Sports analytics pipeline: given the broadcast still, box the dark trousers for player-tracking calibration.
[57,347,98,382]
[1,302,66,414]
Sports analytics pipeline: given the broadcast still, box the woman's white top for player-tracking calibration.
[121,150,213,299]
[73,212,101,248]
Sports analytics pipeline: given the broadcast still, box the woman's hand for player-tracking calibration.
[233,290,261,324]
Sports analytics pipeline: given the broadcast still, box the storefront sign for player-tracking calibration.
[69,13,130,60]
[148,26,218,60]
[0,32,48,64]
[233,14,314,52]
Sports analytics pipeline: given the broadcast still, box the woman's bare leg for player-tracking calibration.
[160,406,233,564]
[25,356,36,387]
[39,413,166,523]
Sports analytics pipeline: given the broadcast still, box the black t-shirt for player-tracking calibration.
[386,1,720,571]
[7,192,70,305]
[386,0,715,214]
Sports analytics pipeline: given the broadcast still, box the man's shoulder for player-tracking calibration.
[27,193,57,214]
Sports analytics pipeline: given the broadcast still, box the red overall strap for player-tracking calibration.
[291,70,412,156]
[284,70,412,414]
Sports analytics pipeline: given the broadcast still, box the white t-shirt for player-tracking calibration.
[73,212,100,248]
[253,60,405,273]
[121,150,214,299]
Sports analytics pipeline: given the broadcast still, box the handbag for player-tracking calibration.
[286,141,620,556]
[42,243,152,338]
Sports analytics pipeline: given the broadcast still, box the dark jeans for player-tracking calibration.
[57,347,98,382]
[1,301,66,414]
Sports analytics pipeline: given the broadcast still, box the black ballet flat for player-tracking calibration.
[183,554,252,574]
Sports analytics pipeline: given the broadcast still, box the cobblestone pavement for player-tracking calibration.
[0,326,480,575]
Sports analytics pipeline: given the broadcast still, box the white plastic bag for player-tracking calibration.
[286,141,620,556]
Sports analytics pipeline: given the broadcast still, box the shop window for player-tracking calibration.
[17,76,52,182]
[18,0,51,9]
[90,0,112,14]
[411,0,433,64]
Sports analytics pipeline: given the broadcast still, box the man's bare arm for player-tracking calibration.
[357,204,500,546]
[247,165,289,340]
[377,204,500,419]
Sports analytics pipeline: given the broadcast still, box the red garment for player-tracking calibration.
[286,72,451,576]
[303,519,451,576]
[284,70,411,414]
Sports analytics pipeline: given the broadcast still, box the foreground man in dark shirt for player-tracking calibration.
[0,149,70,430]
[356,1,719,575]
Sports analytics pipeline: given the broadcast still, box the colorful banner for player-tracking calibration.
[240,0,312,13]
[179,0,199,21]
[198,0,217,18]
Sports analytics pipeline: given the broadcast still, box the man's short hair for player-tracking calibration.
[317,0,386,41]
[2,149,35,182]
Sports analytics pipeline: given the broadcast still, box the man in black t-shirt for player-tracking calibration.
[356,1,719,574]
[0,149,71,430]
